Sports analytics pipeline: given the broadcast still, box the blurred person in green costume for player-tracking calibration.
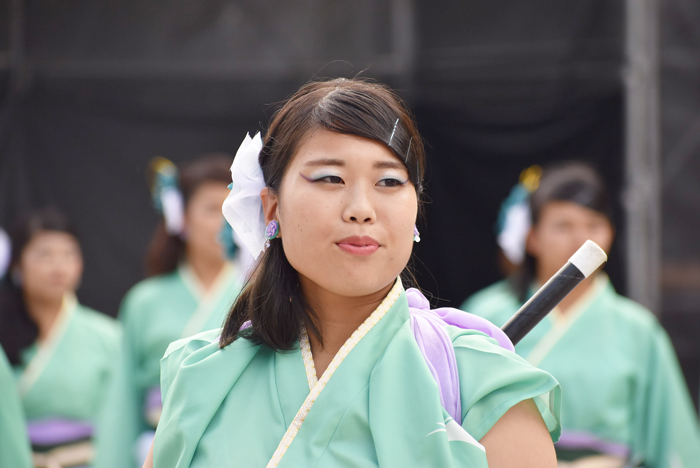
[0,346,33,468]
[94,155,245,468]
[142,78,564,468]
[462,163,700,467]
[0,208,120,468]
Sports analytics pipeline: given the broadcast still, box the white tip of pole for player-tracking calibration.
[568,240,608,278]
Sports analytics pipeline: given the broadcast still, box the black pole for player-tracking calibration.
[502,240,607,345]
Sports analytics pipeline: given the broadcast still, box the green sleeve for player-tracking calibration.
[0,347,33,468]
[159,329,222,402]
[632,322,700,467]
[93,291,147,468]
[451,331,561,442]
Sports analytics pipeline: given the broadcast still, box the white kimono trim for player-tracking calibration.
[526,274,608,367]
[178,262,237,339]
[266,278,403,468]
[18,293,77,397]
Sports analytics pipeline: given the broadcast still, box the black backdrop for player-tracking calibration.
[5,0,700,408]
[0,0,625,316]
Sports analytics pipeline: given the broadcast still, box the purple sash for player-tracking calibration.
[556,430,630,458]
[27,418,93,448]
[406,288,514,425]
[145,387,163,414]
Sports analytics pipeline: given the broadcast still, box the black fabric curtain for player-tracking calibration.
[0,0,624,315]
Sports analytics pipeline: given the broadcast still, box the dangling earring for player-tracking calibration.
[265,220,280,249]
[413,225,421,243]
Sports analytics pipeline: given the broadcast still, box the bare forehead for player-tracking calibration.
[291,129,405,169]
[539,201,608,220]
[25,231,79,250]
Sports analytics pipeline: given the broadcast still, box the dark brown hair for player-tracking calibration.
[220,78,426,351]
[511,162,613,301]
[0,208,79,365]
[145,153,232,276]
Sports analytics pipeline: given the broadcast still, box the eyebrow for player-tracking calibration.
[303,158,406,170]
[373,161,405,170]
[304,158,344,167]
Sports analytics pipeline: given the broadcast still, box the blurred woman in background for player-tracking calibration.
[95,154,244,468]
[0,208,120,468]
[462,163,700,467]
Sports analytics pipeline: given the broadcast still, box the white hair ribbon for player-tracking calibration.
[161,188,185,235]
[222,132,266,259]
[0,228,10,279]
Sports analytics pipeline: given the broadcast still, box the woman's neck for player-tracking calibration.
[185,252,226,292]
[24,294,64,341]
[305,280,394,378]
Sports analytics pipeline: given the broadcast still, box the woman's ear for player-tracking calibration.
[260,187,279,226]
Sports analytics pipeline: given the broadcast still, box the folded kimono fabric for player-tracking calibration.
[154,283,561,467]
[462,275,700,468]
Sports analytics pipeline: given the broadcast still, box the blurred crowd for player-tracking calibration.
[1,155,698,468]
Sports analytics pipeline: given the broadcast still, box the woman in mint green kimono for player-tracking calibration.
[0,208,120,468]
[143,78,562,468]
[462,163,700,467]
[0,346,33,468]
[94,155,245,468]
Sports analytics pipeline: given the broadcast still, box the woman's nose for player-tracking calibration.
[343,184,376,223]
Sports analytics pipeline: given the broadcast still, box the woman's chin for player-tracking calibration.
[306,272,398,299]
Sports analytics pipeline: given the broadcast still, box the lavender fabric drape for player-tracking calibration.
[407,288,514,425]
[27,418,93,446]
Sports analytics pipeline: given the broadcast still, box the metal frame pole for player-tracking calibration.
[623,0,662,313]
[391,0,416,96]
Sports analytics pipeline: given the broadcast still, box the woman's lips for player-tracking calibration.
[336,236,380,256]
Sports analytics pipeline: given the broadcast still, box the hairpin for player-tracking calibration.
[388,118,400,146]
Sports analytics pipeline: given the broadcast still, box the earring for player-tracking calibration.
[413,225,421,243]
[265,220,280,248]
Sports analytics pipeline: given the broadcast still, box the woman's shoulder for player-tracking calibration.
[597,283,662,333]
[160,330,262,398]
[443,319,561,442]
[118,271,183,319]
[123,271,181,302]
[73,303,121,340]
[68,304,121,360]
[163,329,222,364]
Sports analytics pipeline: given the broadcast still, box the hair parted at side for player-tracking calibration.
[220,77,426,351]
[145,153,232,277]
[511,161,613,301]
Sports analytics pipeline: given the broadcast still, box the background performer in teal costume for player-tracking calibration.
[0,346,33,468]
[0,208,120,468]
[95,155,245,468]
[462,163,700,467]
[144,78,562,468]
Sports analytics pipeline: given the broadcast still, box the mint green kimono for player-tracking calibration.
[95,263,242,468]
[154,285,561,467]
[14,298,120,425]
[0,347,32,468]
[462,275,700,467]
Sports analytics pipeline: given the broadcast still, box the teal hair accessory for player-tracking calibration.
[150,157,185,235]
[218,220,239,260]
[495,184,530,236]
[496,166,541,265]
